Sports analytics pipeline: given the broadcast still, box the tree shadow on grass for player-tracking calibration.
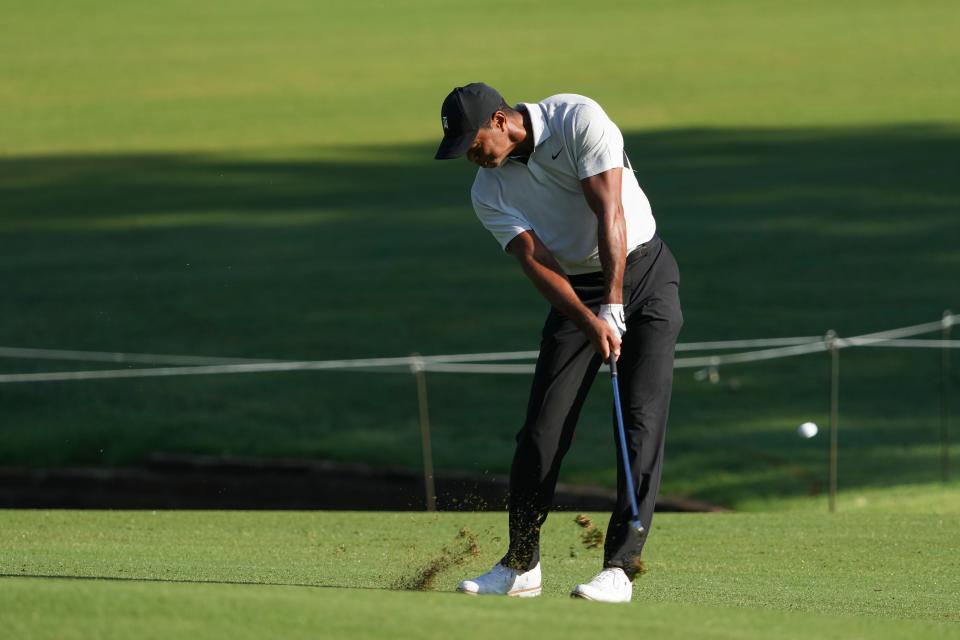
[3,123,957,339]
[1,124,958,505]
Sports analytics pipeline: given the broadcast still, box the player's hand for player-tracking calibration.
[598,304,626,340]
[587,316,622,362]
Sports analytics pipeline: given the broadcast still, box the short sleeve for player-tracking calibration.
[472,196,532,251]
[570,105,625,180]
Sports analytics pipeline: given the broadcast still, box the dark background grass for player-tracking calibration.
[2,125,958,506]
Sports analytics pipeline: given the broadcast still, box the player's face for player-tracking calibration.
[465,113,511,168]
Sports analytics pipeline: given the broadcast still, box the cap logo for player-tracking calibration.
[441,116,449,131]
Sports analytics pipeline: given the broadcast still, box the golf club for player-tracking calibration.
[609,355,645,536]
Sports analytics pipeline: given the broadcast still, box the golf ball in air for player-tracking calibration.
[797,422,819,438]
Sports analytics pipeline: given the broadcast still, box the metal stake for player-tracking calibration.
[825,330,840,513]
[411,354,437,511]
[942,311,953,483]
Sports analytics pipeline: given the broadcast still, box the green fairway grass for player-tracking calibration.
[3,0,959,153]
[2,510,959,638]
[2,1,959,509]
[5,579,959,640]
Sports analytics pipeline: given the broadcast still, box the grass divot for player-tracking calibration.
[395,527,480,591]
[574,515,604,549]
[574,515,648,576]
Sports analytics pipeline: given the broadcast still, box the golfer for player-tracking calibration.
[435,83,683,603]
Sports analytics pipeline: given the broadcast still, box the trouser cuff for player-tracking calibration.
[605,556,647,581]
[500,546,540,572]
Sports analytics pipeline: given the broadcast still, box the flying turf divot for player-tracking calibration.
[395,516,651,594]
[574,514,604,549]
[394,527,480,591]
[573,515,647,576]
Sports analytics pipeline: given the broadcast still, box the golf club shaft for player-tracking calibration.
[610,357,642,529]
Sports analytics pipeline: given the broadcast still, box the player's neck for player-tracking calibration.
[509,108,535,158]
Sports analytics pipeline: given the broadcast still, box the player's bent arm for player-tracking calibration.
[581,168,626,305]
[505,231,594,329]
[505,231,619,359]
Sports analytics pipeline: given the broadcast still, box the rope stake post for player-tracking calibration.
[410,354,437,512]
[825,330,840,514]
[942,311,953,483]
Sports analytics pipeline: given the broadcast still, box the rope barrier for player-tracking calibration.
[0,347,275,366]
[675,337,822,351]
[0,347,542,367]
[0,314,955,384]
[0,338,830,366]
[845,339,960,349]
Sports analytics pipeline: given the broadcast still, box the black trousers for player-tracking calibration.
[500,234,683,580]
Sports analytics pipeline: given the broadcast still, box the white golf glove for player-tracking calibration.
[597,304,627,340]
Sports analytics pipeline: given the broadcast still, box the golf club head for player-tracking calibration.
[629,519,646,536]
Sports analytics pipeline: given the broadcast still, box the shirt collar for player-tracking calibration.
[516,102,552,148]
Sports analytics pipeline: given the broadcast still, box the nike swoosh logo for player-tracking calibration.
[551,147,563,160]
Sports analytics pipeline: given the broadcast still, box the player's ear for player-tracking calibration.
[492,111,508,132]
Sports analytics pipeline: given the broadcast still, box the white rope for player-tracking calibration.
[674,340,827,369]
[0,351,550,383]
[0,346,541,366]
[675,337,822,351]
[422,363,535,374]
[834,317,954,347]
[0,339,828,366]
[0,344,825,381]
[3,314,952,370]
[0,315,954,383]
[420,351,541,363]
[842,339,960,349]
[673,317,958,369]
[0,362,403,384]
[0,347,275,366]
[411,338,960,373]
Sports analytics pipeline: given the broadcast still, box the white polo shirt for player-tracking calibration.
[471,94,656,275]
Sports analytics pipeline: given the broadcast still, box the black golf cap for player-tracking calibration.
[434,83,506,160]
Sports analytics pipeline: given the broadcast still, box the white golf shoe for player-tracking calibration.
[456,562,542,597]
[570,567,633,603]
